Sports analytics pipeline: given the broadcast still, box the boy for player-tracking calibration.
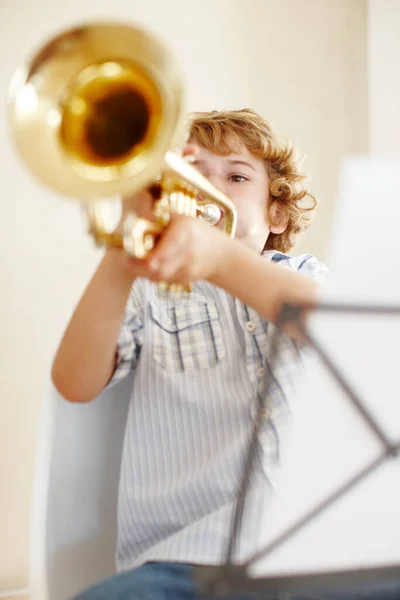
[53,109,327,598]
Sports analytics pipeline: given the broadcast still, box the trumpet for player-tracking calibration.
[8,22,237,261]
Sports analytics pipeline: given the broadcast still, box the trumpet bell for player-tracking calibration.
[8,23,183,200]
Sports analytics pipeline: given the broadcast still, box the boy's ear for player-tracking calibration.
[268,200,289,234]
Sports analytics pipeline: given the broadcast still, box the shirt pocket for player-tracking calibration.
[149,299,226,372]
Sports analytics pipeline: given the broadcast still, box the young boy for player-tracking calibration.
[52,109,328,598]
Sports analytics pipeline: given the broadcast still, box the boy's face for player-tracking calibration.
[192,141,284,252]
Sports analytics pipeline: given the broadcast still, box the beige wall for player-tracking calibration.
[368,0,400,157]
[0,0,367,593]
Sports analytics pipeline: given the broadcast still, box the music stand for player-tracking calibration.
[196,154,400,596]
[195,300,400,597]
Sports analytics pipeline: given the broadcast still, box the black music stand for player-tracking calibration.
[195,301,400,597]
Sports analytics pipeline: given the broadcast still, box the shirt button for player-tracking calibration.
[245,321,256,332]
[260,408,268,419]
[257,367,265,377]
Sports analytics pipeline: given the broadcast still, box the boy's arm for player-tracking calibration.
[145,217,322,339]
[51,249,138,403]
[210,240,320,334]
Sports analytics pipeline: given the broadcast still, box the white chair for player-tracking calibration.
[29,375,133,600]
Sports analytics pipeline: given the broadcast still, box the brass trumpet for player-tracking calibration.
[8,22,237,260]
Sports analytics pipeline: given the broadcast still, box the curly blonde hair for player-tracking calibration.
[189,109,316,253]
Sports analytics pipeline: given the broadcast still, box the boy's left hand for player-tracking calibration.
[135,214,229,285]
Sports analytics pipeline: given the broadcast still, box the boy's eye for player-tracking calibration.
[229,174,249,183]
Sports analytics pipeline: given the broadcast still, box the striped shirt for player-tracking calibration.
[107,250,328,573]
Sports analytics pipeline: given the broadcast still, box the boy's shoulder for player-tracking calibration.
[262,250,329,282]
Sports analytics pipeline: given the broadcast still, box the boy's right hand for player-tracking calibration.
[109,143,200,280]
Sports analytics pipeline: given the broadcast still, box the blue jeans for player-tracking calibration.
[74,561,400,600]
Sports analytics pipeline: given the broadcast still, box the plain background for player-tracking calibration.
[0,0,398,593]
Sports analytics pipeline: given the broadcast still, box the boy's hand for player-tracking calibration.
[107,142,205,283]
[118,214,229,286]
